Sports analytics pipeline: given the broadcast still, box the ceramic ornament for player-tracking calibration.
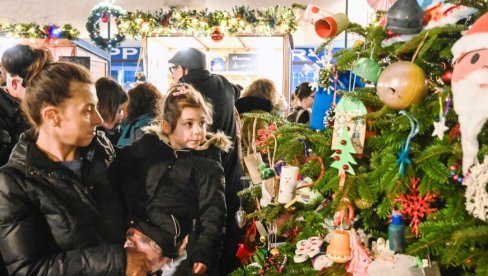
[451,12,488,174]
[277,166,300,204]
[463,156,488,221]
[386,0,424,34]
[332,96,367,154]
[326,229,351,263]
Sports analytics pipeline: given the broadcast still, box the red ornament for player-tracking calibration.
[333,156,340,161]
[311,6,320,13]
[210,27,224,42]
[441,69,452,85]
[101,13,109,23]
[342,165,349,170]
[336,149,342,154]
[340,140,347,145]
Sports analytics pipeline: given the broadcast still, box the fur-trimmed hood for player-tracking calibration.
[143,124,232,153]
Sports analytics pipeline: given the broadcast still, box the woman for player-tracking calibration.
[287,82,316,124]
[95,77,128,144]
[0,59,149,275]
[117,82,162,146]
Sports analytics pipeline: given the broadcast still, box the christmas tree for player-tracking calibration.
[234,1,488,275]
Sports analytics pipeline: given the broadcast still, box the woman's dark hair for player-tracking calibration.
[95,77,128,122]
[1,44,53,87]
[127,82,162,121]
[294,82,315,101]
[22,62,93,129]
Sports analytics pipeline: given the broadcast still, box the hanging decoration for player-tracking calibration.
[0,23,79,40]
[385,0,424,35]
[431,92,450,140]
[86,1,127,50]
[332,96,368,154]
[331,129,357,175]
[326,229,351,263]
[376,61,428,110]
[397,111,419,176]
[314,13,350,38]
[352,57,382,83]
[210,27,224,42]
[395,178,437,237]
[463,156,488,221]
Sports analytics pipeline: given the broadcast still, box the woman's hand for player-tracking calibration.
[125,247,150,276]
[192,262,208,275]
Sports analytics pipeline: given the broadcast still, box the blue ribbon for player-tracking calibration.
[396,110,419,176]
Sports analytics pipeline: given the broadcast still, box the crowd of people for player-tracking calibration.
[0,44,316,276]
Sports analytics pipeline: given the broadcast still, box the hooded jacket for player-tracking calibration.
[116,127,228,271]
[0,130,126,275]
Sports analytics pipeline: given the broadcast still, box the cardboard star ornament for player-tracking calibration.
[432,118,449,140]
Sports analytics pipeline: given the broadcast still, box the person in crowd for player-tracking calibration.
[169,47,244,274]
[0,60,149,275]
[95,77,128,145]
[0,44,33,166]
[116,83,227,275]
[235,78,277,157]
[0,64,7,86]
[117,82,162,146]
[286,82,316,124]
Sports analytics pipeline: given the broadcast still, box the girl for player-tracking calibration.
[0,60,149,275]
[287,82,316,124]
[117,83,227,275]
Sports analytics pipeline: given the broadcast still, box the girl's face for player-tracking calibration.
[165,107,206,150]
[53,82,103,148]
[104,102,126,130]
[301,93,315,109]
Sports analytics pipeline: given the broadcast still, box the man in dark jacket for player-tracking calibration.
[169,48,244,274]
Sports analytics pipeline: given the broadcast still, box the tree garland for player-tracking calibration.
[0,23,79,40]
[86,2,126,50]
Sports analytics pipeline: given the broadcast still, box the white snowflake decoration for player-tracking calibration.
[463,156,488,221]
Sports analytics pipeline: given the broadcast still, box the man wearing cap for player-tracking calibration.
[169,47,244,275]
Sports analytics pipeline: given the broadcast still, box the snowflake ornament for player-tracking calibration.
[463,156,488,221]
[395,178,437,237]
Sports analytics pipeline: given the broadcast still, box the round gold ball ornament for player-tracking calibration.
[355,198,372,209]
[376,61,428,110]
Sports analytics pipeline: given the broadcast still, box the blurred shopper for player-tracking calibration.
[95,77,128,144]
[117,82,162,146]
[286,82,315,124]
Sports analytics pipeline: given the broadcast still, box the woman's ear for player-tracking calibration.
[161,120,171,134]
[41,106,60,127]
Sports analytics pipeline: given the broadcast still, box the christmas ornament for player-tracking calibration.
[432,95,450,140]
[277,166,299,204]
[423,3,478,30]
[210,27,224,42]
[326,229,351,263]
[441,69,452,85]
[355,198,372,209]
[376,61,428,110]
[386,0,424,34]
[346,229,371,276]
[332,96,367,154]
[300,4,332,25]
[331,129,357,175]
[367,0,397,11]
[315,13,350,38]
[235,206,247,228]
[463,156,488,221]
[260,177,276,207]
[449,161,464,183]
[101,13,109,23]
[451,12,488,174]
[395,178,437,237]
[352,57,382,83]
[397,111,419,176]
[312,254,334,270]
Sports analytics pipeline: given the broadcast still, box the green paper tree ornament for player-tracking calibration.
[331,128,357,175]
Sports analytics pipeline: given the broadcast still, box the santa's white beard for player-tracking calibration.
[452,69,488,174]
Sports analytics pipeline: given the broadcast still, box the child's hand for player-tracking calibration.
[192,262,208,275]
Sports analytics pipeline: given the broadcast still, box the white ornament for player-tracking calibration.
[277,166,299,204]
[463,156,488,221]
[432,118,449,140]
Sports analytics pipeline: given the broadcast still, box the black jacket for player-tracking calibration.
[0,88,29,166]
[0,130,127,275]
[116,129,227,272]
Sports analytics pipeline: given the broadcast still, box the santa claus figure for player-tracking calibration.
[451,12,488,174]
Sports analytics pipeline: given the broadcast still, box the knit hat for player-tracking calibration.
[452,12,488,62]
[168,48,206,69]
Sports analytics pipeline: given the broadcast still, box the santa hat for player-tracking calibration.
[451,12,488,62]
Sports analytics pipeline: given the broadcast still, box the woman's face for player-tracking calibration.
[53,82,103,147]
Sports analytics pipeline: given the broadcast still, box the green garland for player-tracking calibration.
[0,23,79,40]
[86,2,126,50]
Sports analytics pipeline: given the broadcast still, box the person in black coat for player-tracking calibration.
[116,84,226,275]
[169,48,244,274]
[0,60,149,275]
